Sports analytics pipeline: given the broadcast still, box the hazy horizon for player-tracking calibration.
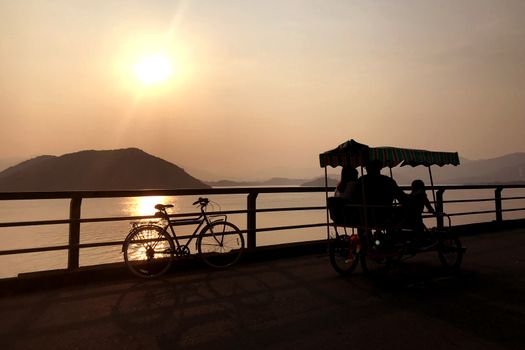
[2,1,524,180]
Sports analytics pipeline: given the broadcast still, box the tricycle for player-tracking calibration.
[320,140,465,275]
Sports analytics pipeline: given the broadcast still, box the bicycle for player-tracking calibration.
[122,197,244,278]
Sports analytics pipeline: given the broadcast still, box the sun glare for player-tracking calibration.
[133,53,173,86]
[132,196,168,216]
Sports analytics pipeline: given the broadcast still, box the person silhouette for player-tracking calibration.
[349,160,405,226]
[403,179,435,231]
[334,166,358,200]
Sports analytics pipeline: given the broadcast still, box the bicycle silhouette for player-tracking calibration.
[122,197,244,278]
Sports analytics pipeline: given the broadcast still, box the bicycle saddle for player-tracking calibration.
[154,204,174,210]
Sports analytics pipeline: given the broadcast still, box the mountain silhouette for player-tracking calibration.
[389,152,525,185]
[308,152,525,186]
[206,177,308,187]
[0,148,210,191]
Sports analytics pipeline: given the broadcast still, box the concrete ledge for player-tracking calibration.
[453,218,525,235]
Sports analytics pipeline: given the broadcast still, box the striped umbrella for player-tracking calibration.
[320,140,460,168]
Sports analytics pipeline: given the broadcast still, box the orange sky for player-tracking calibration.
[1,1,524,180]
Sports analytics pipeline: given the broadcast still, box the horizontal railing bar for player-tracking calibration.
[0,241,127,255]
[2,184,524,201]
[0,206,325,228]
[2,200,523,229]
[501,208,525,213]
[0,245,70,256]
[442,197,525,204]
[0,187,334,201]
[254,222,327,233]
[432,185,525,190]
[255,206,325,213]
[442,198,496,204]
[501,196,525,201]
[0,211,224,228]
[448,210,497,217]
[0,220,70,228]
[447,208,525,217]
[0,223,325,256]
[0,227,253,255]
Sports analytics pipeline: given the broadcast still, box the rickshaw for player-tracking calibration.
[320,140,465,275]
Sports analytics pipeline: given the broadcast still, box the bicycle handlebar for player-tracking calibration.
[192,197,209,206]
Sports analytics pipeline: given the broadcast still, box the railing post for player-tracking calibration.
[247,191,258,250]
[495,187,503,223]
[68,196,82,271]
[436,189,445,229]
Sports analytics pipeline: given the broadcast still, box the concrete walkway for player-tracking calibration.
[1,229,525,350]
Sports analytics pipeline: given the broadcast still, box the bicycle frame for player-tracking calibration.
[158,205,227,254]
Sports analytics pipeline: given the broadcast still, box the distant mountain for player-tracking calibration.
[443,153,525,184]
[300,177,338,187]
[316,152,525,186]
[390,152,525,185]
[0,156,26,172]
[0,148,210,191]
[208,152,525,189]
[207,177,308,187]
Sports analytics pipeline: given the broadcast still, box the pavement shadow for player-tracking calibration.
[354,258,525,349]
[112,268,274,348]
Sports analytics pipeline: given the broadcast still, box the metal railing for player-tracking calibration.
[432,184,525,228]
[1,184,524,274]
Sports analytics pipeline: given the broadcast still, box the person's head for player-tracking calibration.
[365,160,383,176]
[411,179,425,192]
[341,167,358,183]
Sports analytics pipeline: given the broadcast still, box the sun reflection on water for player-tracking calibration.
[131,196,169,216]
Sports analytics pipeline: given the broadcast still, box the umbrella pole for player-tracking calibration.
[361,165,368,232]
[428,166,436,204]
[324,167,330,240]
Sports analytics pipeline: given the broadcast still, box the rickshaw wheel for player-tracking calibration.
[438,236,463,270]
[361,249,391,274]
[360,231,393,274]
[329,234,360,275]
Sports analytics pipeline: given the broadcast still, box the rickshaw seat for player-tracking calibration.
[328,197,397,228]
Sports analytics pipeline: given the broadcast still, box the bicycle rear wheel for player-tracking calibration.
[198,221,244,268]
[360,231,393,274]
[123,225,174,278]
[438,236,463,270]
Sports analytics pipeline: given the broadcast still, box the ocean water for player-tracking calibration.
[0,188,524,278]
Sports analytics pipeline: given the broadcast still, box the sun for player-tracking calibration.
[133,53,173,86]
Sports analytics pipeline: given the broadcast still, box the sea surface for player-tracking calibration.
[1,188,524,278]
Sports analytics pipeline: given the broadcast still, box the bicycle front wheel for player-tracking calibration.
[198,221,244,268]
[123,225,174,278]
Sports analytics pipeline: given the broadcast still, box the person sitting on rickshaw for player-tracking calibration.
[334,166,358,200]
[403,179,435,231]
[349,160,406,227]
[327,166,359,225]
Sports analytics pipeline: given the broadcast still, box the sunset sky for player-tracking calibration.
[1,0,524,180]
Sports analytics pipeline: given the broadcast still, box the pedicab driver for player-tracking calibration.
[349,160,406,226]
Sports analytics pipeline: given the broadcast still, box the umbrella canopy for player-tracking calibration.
[319,140,460,168]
